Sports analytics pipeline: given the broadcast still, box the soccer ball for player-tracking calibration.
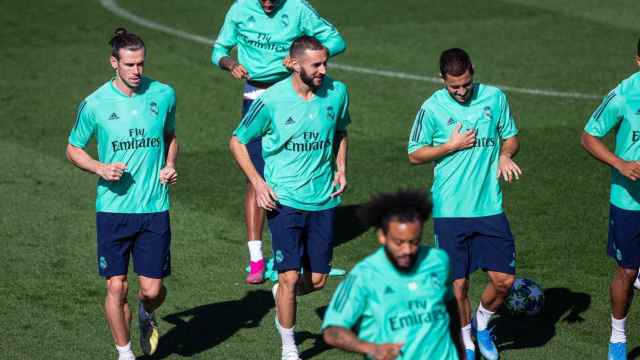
[504,278,544,316]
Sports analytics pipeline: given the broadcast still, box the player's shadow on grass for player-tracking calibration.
[334,204,369,248]
[492,287,591,351]
[140,290,273,359]
[297,306,330,359]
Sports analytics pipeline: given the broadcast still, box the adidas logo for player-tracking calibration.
[108,112,120,120]
[384,286,394,294]
[446,118,456,126]
[285,117,295,125]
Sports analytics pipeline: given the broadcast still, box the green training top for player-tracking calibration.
[68,77,176,213]
[322,246,458,360]
[585,71,640,211]
[233,75,350,211]
[212,0,346,83]
[408,84,519,218]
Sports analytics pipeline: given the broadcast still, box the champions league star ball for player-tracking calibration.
[504,278,544,316]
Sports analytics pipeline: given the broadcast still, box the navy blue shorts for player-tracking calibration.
[96,211,171,278]
[608,204,640,269]
[433,213,516,280]
[243,98,265,177]
[267,205,335,274]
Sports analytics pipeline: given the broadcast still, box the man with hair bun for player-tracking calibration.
[212,0,346,285]
[230,35,350,360]
[407,48,522,360]
[322,190,463,360]
[66,28,178,360]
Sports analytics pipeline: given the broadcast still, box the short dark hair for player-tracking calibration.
[358,190,432,234]
[439,48,473,78]
[289,35,326,59]
[109,28,145,59]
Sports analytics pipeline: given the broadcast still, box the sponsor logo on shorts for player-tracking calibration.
[99,256,108,270]
[275,250,284,263]
[616,249,623,261]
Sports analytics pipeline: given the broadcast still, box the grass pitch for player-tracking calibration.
[2,0,640,358]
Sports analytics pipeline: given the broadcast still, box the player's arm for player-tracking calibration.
[331,130,348,197]
[159,90,179,185]
[497,136,522,183]
[581,132,640,181]
[323,326,402,360]
[408,123,475,164]
[212,4,248,80]
[299,2,346,57]
[446,300,464,360]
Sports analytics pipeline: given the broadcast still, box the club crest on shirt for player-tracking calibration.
[429,273,443,288]
[246,16,256,28]
[483,106,493,120]
[280,14,289,27]
[326,106,335,121]
[150,101,159,117]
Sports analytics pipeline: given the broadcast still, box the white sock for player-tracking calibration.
[610,315,627,343]
[476,302,495,331]
[248,240,263,262]
[275,318,297,351]
[116,342,135,359]
[461,324,475,350]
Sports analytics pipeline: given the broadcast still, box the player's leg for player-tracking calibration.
[298,207,334,295]
[243,94,267,284]
[434,218,475,358]
[472,213,516,360]
[606,205,640,360]
[132,211,172,356]
[97,212,137,359]
[268,205,305,360]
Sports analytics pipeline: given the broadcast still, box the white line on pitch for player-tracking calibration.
[99,0,600,100]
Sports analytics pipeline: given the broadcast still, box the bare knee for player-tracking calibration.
[279,271,300,294]
[616,267,639,283]
[492,274,515,295]
[138,279,164,301]
[310,274,328,290]
[106,277,128,299]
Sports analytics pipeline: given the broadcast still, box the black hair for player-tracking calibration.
[289,35,326,59]
[109,28,145,59]
[439,48,473,78]
[357,190,432,234]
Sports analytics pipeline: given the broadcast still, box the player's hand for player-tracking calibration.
[497,154,522,183]
[616,160,640,181]
[97,162,127,182]
[448,123,476,151]
[283,55,294,70]
[230,63,249,80]
[159,166,177,185]
[330,170,347,197]
[368,343,403,360]
[253,179,278,210]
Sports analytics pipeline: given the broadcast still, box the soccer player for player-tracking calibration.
[229,35,350,360]
[322,190,463,360]
[580,38,640,360]
[407,48,522,360]
[212,0,346,284]
[66,28,178,360]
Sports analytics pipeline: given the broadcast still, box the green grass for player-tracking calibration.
[1,0,639,358]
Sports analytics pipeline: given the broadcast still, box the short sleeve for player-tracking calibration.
[233,97,271,143]
[165,88,177,134]
[68,100,96,148]
[211,3,239,66]
[497,92,518,139]
[299,0,346,57]
[584,91,625,138]
[321,273,367,330]
[336,88,350,131]
[407,106,435,154]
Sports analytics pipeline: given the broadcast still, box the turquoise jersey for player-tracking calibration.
[233,75,350,211]
[68,77,176,213]
[322,246,458,360]
[408,84,519,218]
[212,0,346,83]
[585,72,640,211]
